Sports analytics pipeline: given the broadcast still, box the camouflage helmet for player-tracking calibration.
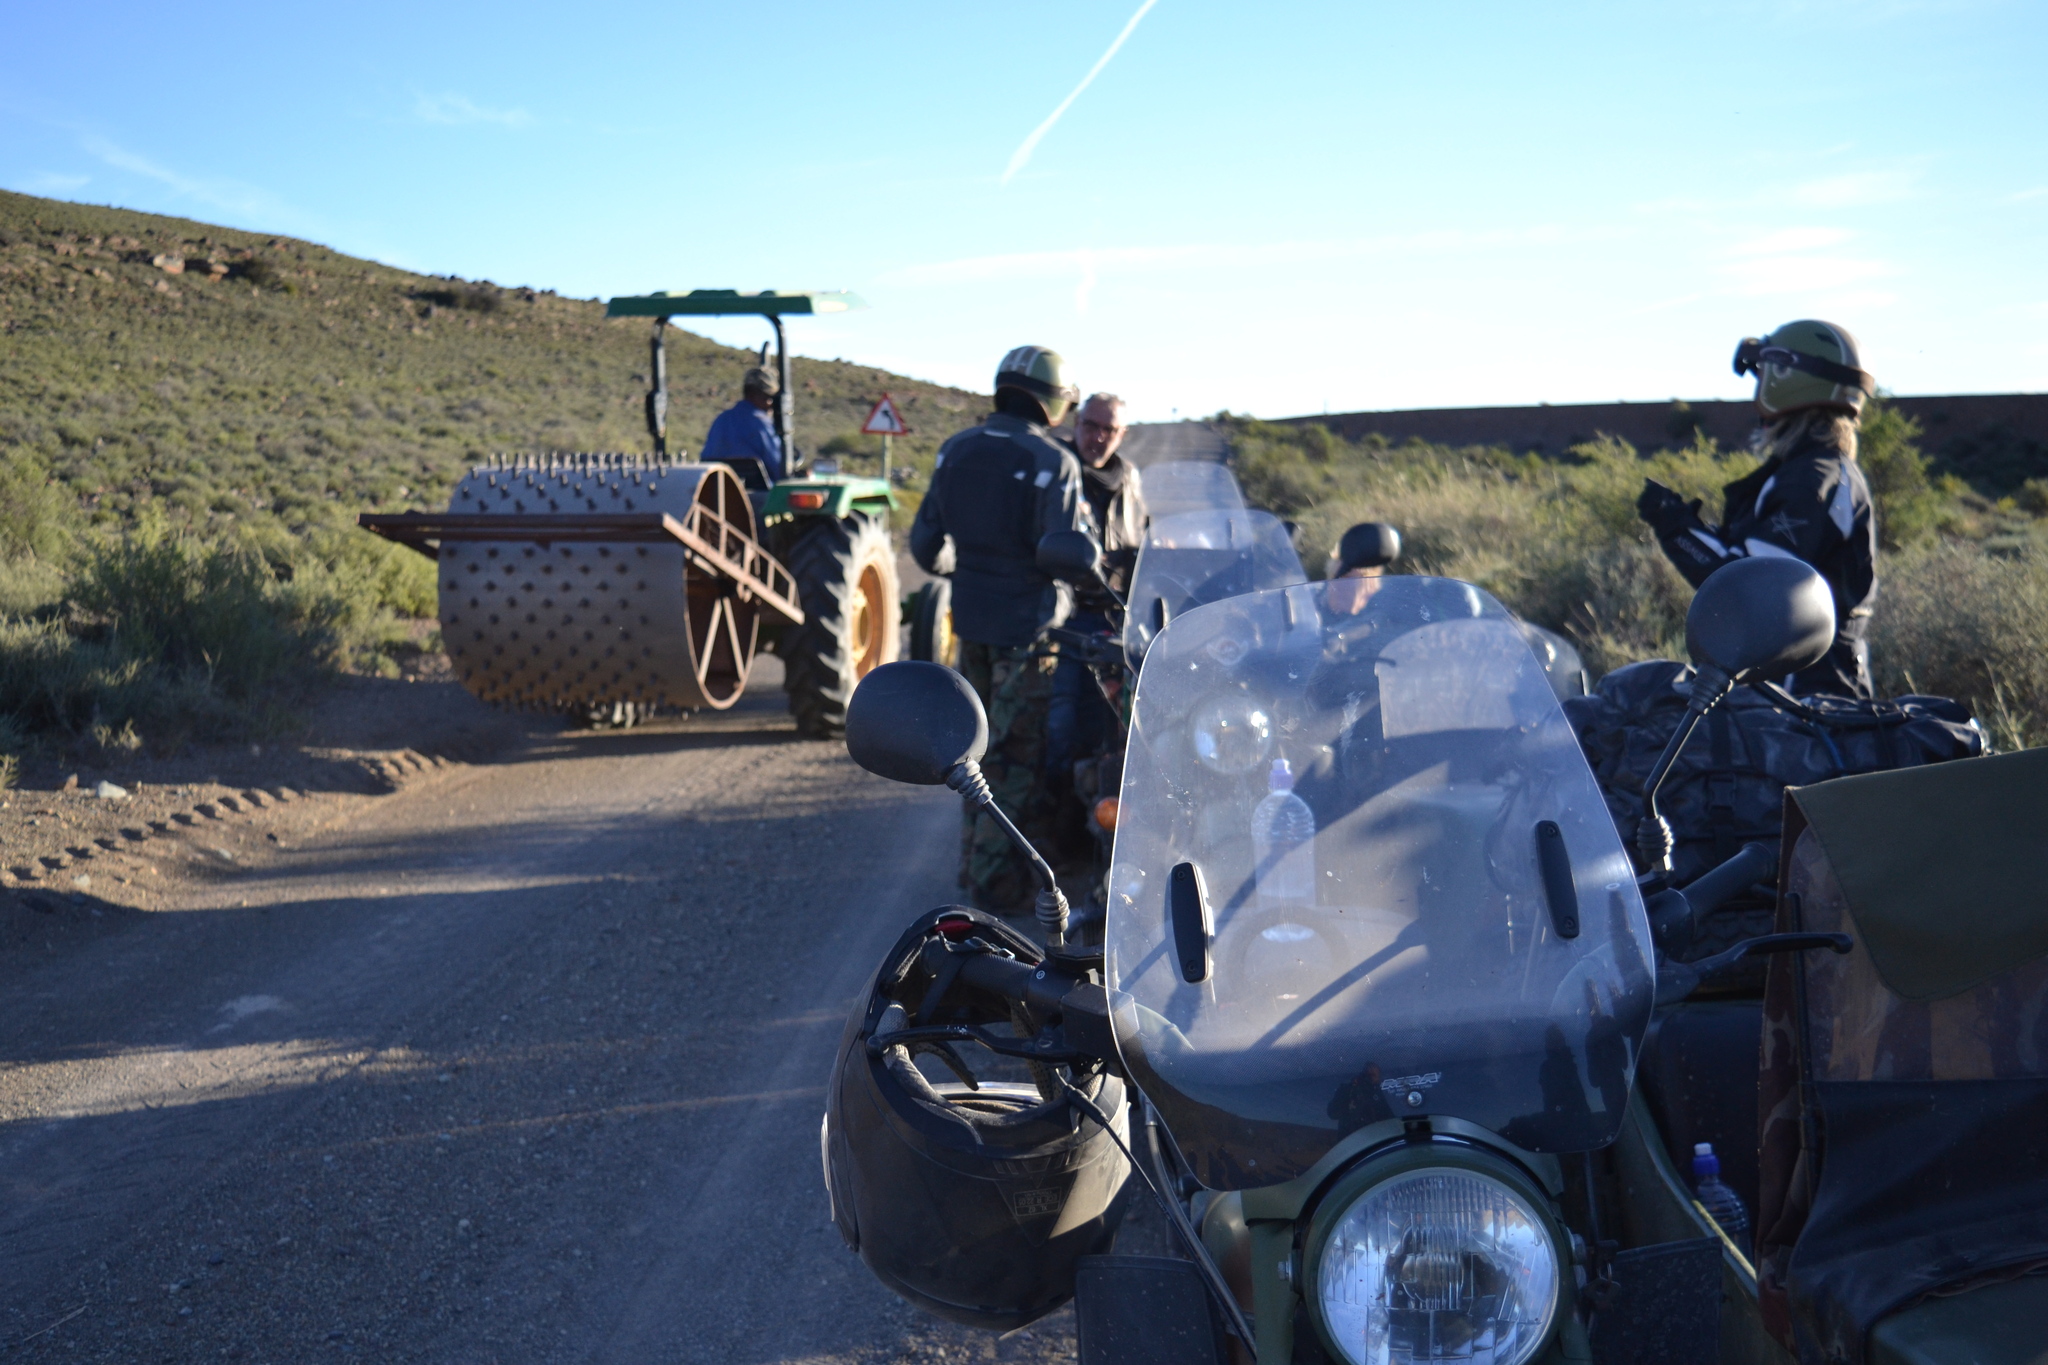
[1733,320,1875,420]
[993,346,1079,425]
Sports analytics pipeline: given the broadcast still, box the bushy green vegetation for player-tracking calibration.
[0,189,985,758]
[1227,403,2048,748]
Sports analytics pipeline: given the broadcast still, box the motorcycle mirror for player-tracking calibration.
[1684,556,1836,683]
[846,662,988,785]
[1035,530,1103,584]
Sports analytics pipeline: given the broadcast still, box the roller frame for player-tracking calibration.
[359,509,803,627]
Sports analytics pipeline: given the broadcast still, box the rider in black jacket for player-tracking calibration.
[909,346,1090,909]
[1638,320,1879,697]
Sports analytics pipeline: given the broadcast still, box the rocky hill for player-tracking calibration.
[0,189,979,538]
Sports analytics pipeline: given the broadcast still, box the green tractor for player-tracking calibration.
[360,289,901,738]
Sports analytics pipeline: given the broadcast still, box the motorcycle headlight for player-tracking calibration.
[1306,1164,1561,1365]
[1189,692,1271,774]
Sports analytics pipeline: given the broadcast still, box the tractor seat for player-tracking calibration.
[1636,998,1764,1232]
[707,456,773,492]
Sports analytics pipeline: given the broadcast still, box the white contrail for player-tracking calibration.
[1000,0,1160,186]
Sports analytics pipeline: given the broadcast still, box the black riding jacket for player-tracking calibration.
[1649,414,1877,697]
[910,411,1092,649]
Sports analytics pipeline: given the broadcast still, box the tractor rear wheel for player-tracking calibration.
[779,513,900,738]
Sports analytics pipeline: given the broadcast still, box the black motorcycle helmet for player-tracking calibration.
[822,906,1132,1330]
[1333,521,1402,575]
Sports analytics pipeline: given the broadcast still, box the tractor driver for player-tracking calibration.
[1047,393,1146,818]
[1637,320,1879,697]
[700,366,785,484]
[910,346,1092,912]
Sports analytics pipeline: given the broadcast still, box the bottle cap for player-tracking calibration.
[1694,1143,1712,1156]
[1268,758,1294,792]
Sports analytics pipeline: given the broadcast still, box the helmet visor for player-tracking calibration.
[1732,336,1766,378]
[1734,337,1874,394]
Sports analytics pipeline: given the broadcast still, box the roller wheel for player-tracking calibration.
[907,579,959,669]
[780,513,900,738]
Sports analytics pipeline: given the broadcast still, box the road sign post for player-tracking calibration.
[861,393,911,484]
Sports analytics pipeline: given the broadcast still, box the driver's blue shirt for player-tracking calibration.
[699,400,783,481]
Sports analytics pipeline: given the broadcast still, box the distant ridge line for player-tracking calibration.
[1280,393,2048,457]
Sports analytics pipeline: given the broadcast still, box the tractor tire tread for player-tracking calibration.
[779,513,898,739]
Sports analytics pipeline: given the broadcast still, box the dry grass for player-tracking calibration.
[1225,412,2048,747]
[1872,541,2048,750]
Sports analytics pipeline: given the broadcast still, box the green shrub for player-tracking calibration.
[0,515,440,747]
[1222,415,2048,743]
[1858,399,1948,548]
[1871,539,2048,752]
[0,446,74,562]
[1232,419,1753,675]
[66,518,338,691]
[233,256,284,289]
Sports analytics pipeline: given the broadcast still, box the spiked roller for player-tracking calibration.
[362,456,801,713]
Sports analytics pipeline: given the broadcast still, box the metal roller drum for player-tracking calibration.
[436,456,774,712]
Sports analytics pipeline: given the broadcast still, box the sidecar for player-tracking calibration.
[1614,745,2048,1364]
[827,564,2048,1365]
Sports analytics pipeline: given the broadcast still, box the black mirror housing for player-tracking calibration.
[1036,530,1103,584]
[846,662,988,785]
[1685,556,1836,683]
[1168,861,1212,984]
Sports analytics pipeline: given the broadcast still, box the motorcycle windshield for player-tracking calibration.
[1139,460,1247,521]
[1124,508,1305,666]
[1105,578,1653,1188]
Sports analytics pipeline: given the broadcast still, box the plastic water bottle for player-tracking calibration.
[1253,759,1316,908]
[1692,1142,1750,1246]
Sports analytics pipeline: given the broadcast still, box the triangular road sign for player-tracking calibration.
[861,393,910,436]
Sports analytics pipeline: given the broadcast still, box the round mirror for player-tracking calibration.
[1685,556,1836,682]
[1035,529,1102,584]
[846,661,989,785]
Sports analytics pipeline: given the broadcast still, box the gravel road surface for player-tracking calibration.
[0,661,1094,1364]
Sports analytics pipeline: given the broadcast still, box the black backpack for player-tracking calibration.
[1563,661,1985,957]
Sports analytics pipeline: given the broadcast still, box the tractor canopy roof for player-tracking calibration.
[605,289,865,318]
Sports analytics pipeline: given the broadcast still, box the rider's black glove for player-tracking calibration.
[1637,479,1730,588]
[1636,479,1703,537]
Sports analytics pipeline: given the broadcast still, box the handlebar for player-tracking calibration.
[1654,930,1852,1006]
[1646,840,1777,956]
[1041,627,1126,668]
[866,936,1120,1066]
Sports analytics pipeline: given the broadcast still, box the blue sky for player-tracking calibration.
[4,1,2043,420]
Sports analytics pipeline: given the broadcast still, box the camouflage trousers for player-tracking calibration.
[956,640,1059,912]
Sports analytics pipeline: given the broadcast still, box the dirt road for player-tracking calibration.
[1115,421,1228,468]
[0,661,1087,1363]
